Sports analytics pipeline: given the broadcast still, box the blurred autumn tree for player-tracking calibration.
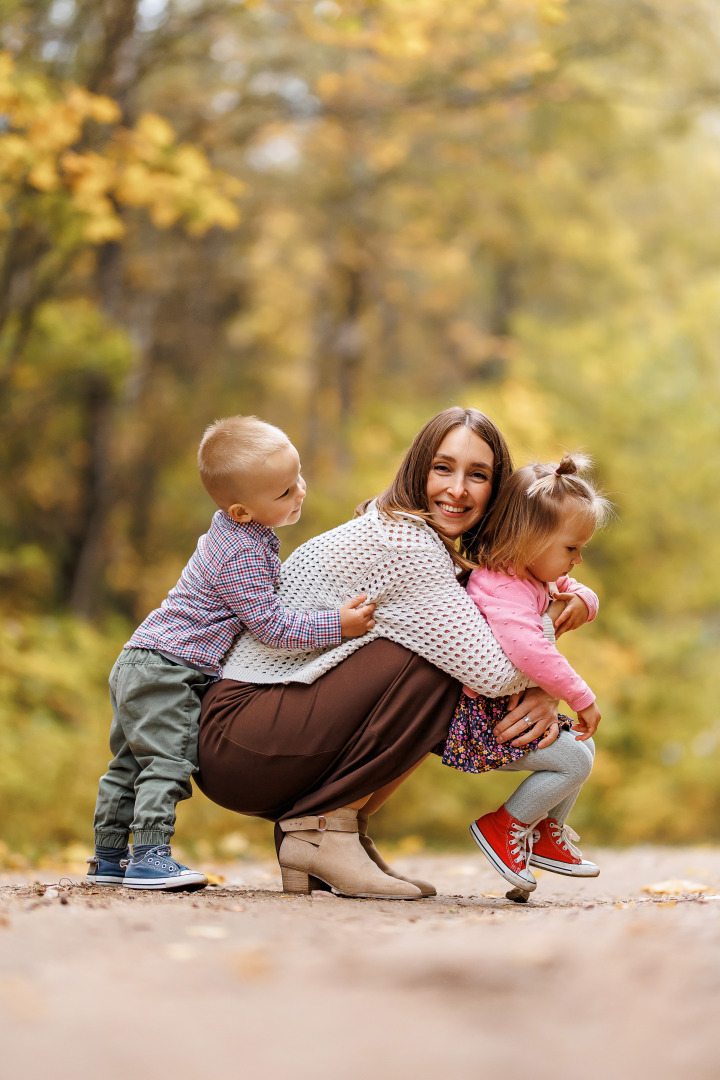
[2,0,720,860]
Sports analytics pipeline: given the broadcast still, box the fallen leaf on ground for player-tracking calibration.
[640,879,711,895]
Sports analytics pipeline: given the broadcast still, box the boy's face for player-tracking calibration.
[228,444,306,528]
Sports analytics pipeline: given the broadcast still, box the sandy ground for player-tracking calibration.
[1,846,720,1080]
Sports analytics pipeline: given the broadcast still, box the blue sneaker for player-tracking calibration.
[86,855,128,887]
[123,845,208,891]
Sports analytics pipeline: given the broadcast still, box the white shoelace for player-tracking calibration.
[508,821,536,871]
[549,822,582,858]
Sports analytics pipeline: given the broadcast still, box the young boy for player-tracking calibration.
[87,415,376,891]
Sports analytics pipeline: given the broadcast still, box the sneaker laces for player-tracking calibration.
[508,821,535,871]
[550,821,582,858]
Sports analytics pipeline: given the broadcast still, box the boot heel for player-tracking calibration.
[282,865,332,893]
[280,865,310,893]
[280,866,328,893]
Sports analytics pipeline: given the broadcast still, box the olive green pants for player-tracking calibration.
[93,648,212,848]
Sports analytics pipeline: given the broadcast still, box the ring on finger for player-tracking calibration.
[522,715,533,729]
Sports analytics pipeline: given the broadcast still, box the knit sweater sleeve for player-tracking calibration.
[465,570,596,711]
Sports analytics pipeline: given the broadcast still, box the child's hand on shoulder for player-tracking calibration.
[549,592,590,637]
[573,702,600,740]
[340,594,376,638]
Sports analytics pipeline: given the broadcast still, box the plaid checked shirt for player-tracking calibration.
[127,511,342,677]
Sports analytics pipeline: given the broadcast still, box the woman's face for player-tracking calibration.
[426,426,495,539]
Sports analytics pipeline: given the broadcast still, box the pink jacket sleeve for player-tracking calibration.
[553,574,599,622]
[465,569,596,711]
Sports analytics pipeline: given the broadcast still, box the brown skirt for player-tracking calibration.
[196,639,461,823]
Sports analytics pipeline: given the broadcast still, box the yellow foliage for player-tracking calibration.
[134,112,176,150]
[29,102,84,154]
[367,136,409,174]
[0,52,242,247]
[27,158,59,192]
[0,51,14,84]
[114,161,153,205]
[148,199,181,230]
[187,195,241,235]
[538,0,568,24]
[65,85,120,125]
[61,151,116,198]
[174,145,211,183]
[315,71,343,99]
[87,93,122,126]
[83,208,126,244]
[375,25,430,58]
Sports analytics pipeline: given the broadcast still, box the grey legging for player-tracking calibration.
[501,730,595,825]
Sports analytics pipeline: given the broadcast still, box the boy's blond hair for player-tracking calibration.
[198,415,291,509]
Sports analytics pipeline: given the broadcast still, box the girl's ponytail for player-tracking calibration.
[527,452,593,500]
[555,452,591,477]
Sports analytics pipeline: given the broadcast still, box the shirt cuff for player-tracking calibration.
[312,609,343,647]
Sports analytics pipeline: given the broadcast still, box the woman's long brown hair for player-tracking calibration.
[357,406,514,572]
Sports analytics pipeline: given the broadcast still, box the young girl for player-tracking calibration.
[441,452,612,894]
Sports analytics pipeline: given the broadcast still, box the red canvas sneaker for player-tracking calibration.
[470,805,536,891]
[528,819,600,877]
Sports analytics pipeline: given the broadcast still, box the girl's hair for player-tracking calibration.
[357,406,514,571]
[479,451,612,576]
[198,414,290,508]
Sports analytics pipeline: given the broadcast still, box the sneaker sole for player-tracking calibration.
[123,877,209,891]
[85,875,125,886]
[529,855,600,877]
[469,822,536,891]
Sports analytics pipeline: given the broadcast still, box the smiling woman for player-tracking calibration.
[369,406,514,570]
[426,427,495,538]
[196,407,563,901]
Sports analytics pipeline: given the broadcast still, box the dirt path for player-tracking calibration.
[1,847,719,1080]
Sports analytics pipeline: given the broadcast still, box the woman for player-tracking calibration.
[197,407,561,899]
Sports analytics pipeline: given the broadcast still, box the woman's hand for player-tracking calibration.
[548,593,590,638]
[493,686,561,749]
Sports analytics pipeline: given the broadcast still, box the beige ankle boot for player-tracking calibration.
[278,808,422,899]
[358,811,437,897]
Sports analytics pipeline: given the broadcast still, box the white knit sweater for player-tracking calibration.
[221,504,530,697]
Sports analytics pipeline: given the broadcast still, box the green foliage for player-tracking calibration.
[0,615,267,863]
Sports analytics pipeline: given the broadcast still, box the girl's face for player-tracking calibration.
[528,511,594,583]
[426,427,494,539]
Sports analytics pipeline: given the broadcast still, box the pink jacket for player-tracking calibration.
[464,568,598,711]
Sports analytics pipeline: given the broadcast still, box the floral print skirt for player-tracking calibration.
[436,692,573,774]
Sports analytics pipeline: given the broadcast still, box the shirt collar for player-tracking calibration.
[219,511,280,552]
